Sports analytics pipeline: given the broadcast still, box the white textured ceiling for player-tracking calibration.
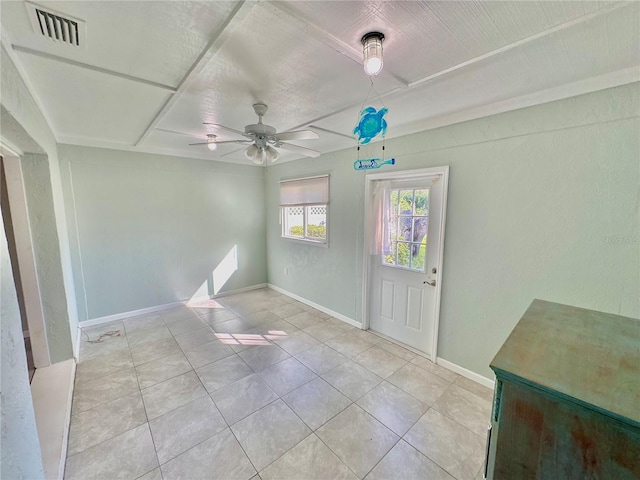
[1,0,638,165]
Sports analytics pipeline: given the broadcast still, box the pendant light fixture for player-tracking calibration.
[361,32,385,76]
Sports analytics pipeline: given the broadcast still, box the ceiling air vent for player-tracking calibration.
[25,2,85,48]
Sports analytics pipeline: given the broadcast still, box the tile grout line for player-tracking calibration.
[225,395,281,476]
[399,396,488,479]
[127,321,161,476]
[68,327,152,472]
[203,303,354,476]
[71,294,288,475]
[138,312,219,475]
[263,333,396,478]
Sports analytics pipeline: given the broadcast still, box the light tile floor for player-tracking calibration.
[66,288,492,480]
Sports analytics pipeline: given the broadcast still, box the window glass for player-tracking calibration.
[383,188,428,271]
[280,176,329,245]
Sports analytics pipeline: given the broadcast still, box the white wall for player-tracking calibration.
[266,83,640,379]
[1,44,76,361]
[0,205,44,480]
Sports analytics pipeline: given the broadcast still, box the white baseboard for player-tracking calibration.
[187,295,211,304]
[266,286,494,390]
[267,284,362,329]
[367,329,495,390]
[74,327,81,361]
[188,284,269,304]
[436,357,495,389]
[212,283,268,299]
[78,283,270,330]
[368,329,434,360]
[78,301,185,329]
[59,360,75,480]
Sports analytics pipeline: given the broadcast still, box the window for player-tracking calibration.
[280,175,329,245]
[383,187,429,271]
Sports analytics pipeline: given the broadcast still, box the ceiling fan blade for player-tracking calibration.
[278,142,321,158]
[215,140,252,145]
[189,139,251,146]
[275,130,319,141]
[202,123,250,138]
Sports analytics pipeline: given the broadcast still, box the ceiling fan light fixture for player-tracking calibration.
[245,144,262,164]
[206,134,217,151]
[361,32,384,76]
[265,145,280,163]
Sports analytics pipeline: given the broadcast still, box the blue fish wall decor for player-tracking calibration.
[353,106,388,144]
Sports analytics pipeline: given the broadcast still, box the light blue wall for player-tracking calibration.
[266,157,365,317]
[58,145,268,320]
[266,83,640,379]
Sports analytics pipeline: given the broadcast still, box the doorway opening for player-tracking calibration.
[362,166,449,359]
[1,154,36,381]
[0,147,50,372]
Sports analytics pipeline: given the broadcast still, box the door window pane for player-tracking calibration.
[382,187,429,272]
[414,190,429,215]
[397,242,411,267]
[410,241,427,271]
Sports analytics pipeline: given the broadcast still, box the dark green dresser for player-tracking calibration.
[485,299,640,479]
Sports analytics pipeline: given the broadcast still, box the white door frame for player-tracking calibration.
[1,142,50,367]
[361,166,449,360]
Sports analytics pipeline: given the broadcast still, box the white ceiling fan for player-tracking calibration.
[190,103,320,164]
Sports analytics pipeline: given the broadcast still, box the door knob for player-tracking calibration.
[423,280,436,287]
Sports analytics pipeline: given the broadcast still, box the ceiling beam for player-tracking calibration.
[307,125,355,140]
[154,127,202,139]
[11,45,178,92]
[135,0,258,147]
[288,86,403,132]
[1,32,59,141]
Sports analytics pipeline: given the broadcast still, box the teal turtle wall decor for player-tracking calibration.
[353,106,388,144]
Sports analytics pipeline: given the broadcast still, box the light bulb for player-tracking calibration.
[207,135,217,151]
[265,146,280,163]
[245,144,258,161]
[362,32,384,76]
[364,57,383,76]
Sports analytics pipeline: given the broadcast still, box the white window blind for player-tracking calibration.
[280,175,329,206]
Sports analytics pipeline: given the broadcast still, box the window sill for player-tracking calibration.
[281,236,328,248]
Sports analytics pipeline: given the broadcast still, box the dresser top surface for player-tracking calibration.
[490,299,640,424]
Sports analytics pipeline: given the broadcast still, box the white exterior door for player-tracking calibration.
[368,171,447,357]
